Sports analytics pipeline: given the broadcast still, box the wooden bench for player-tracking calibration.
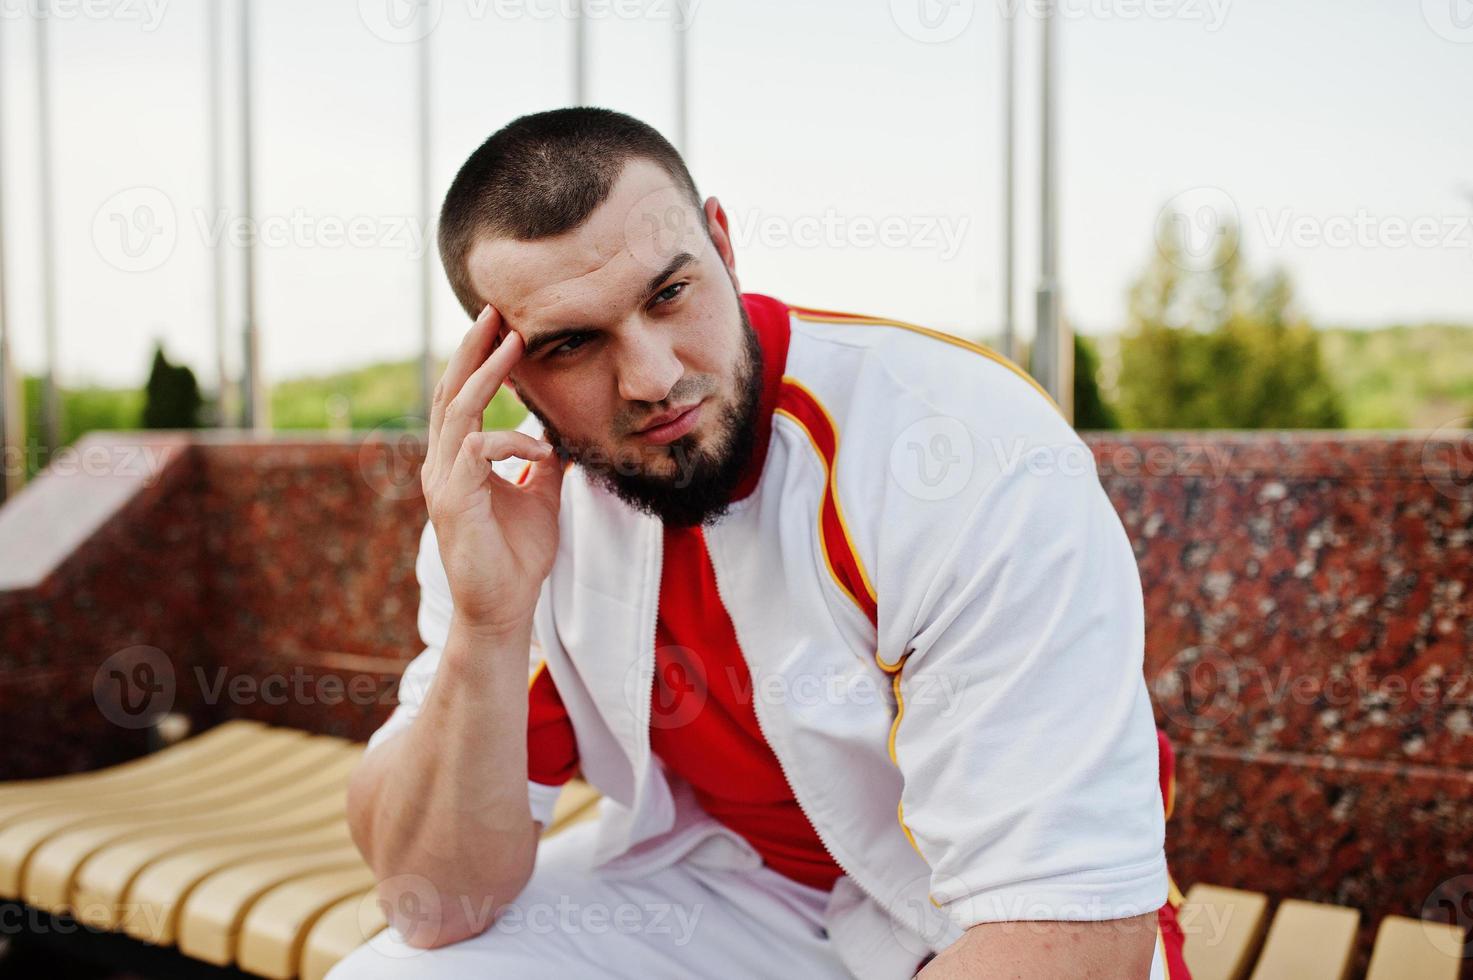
[0,720,601,979]
[1179,884,1466,980]
[0,721,1465,978]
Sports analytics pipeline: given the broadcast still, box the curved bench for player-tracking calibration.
[0,720,601,979]
[0,721,1462,979]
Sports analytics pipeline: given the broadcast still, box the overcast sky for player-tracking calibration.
[0,0,1470,387]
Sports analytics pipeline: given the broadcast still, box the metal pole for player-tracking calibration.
[673,8,688,156]
[417,6,434,425]
[207,0,233,427]
[1033,0,1062,404]
[0,14,17,502]
[1000,4,1015,362]
[35,0,60,452]
[572,0,587,105]
[238,0,263,430]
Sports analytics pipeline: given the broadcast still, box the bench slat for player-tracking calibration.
[176,840,364,964]
[1249,899,1359,980]
[1181,884,1270,980]
[299,890,384,980]
[0,728,311,898]
[0,721,265,802]
[295,778,605,978]
[24,738,356,913]
[237,866,379,978]
[71,747,359,928]
[547,779,602,835]
[1364,915,1466,980]
[0,723,295,825]
[124,820,351,945]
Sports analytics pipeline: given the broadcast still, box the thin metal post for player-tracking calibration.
[35,1,60,452]
[207,0,233,426]
[238,0,263,430]
[0,14,16,501]
[1033,0,1063,405]
[673,7,688,155]
[1000,4,1015,362]
[572,0,587,105]
[417,6,434,424]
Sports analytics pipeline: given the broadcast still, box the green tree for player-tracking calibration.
[1073,333,1118,430]
[141,343,203,429]
[1116,215,1343,429]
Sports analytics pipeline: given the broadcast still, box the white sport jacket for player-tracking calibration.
[369,295,1168,979]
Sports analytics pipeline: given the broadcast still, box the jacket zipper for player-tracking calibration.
[697,528,911,937]
[641,522,662,785]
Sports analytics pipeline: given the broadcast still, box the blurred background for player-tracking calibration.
[2,3,1473,978]
[1,0,1470,485]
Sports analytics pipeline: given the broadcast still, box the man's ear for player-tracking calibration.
[703,196,740,292]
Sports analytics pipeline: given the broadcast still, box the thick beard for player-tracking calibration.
[520,298,764,529]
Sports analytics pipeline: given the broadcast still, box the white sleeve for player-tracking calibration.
[889,436,1167,928]
[365,411,560,825]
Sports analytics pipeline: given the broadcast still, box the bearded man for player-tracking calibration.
[337,107,1190,980]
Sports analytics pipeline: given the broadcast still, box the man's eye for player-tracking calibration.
[551,334,589,358]
[653,282,686,305]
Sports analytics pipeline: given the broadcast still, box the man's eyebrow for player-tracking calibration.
[520,325,588,358]
[519,253,698,357]
[645,251,695,295]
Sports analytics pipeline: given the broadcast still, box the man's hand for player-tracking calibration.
[916,914,1159,979]
[345,305,564,949]
[422,303,564,644]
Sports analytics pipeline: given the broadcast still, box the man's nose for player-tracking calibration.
[615,326,683,405]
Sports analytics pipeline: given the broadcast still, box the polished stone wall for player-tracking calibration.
[1,430,1468,952]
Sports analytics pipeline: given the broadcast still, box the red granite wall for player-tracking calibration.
[0,437,208,777]
[189,437,428,739]
[1087,432,1473,967]
[0,433,429,778]
[0,430,1469,953]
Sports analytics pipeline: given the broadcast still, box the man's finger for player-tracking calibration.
[436,329,527,478]
[444,429,552,500]
[427,304,498,468]
[454,329,526,435]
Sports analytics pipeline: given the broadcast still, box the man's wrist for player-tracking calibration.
[446,614,534,662]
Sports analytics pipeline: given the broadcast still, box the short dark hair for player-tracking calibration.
[437,107,702,318]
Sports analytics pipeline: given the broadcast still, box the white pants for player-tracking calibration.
[329,815,1168,980]
[327,816,858,979]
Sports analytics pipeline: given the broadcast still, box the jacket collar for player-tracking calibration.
[728,292,791,504]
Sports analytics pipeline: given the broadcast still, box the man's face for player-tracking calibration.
[464,159,762,527]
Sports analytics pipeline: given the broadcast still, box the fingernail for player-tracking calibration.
[479,304,492,321]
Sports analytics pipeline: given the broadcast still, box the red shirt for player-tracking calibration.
[526,294,844,891]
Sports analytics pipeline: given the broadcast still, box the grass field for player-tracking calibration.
[15,323,1473,471]
[1316,324,1473,429]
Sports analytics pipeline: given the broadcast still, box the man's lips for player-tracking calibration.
[633,401,704,444]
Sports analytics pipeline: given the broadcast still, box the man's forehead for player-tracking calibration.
[464,160,703,330]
